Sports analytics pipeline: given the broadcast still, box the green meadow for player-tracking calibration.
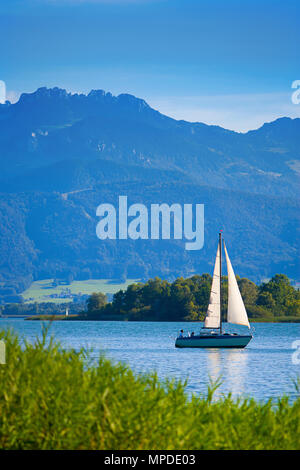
[22,278,140,303]
[0,327,299,450]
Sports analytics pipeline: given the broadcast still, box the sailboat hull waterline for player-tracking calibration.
[175,334,252,349]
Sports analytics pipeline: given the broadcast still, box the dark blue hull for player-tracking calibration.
[175,334,252,348]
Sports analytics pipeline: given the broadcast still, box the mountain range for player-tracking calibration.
[0,87,299,297]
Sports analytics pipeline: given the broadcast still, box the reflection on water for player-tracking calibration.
[225,350,248,398]
[207,349,222,384]
[205,349,248,400]
[207,349,222,400]
[0,319,299,402]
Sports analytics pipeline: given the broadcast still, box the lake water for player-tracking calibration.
[1,319,300,402]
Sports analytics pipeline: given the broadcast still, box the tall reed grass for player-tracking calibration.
[0,326,299,450]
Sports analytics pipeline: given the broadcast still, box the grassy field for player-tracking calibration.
[25,314,80,321]
[22,278,140,303]
[0,327,299,450]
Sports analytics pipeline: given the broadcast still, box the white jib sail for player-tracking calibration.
[224,242,250,328]
[204,243,221,328]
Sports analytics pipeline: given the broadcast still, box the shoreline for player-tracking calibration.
[22,315,300,323]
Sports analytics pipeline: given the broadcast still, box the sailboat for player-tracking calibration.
[175,232,252,348]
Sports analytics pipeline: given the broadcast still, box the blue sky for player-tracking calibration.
[1,0,299,131]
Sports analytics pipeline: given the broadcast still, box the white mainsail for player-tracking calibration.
[224,242,250,328]
[204,243,221,328]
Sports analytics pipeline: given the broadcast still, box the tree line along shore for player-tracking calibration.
[7,273,298,322]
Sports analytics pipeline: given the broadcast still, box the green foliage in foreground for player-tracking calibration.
[0,328,299,450]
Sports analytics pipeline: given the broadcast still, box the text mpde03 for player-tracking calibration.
[148,454,196,465]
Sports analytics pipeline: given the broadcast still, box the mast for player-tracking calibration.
[219,231,222,334]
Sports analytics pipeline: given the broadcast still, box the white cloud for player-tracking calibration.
[146,92,300,132]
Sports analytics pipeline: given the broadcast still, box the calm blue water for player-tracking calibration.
[1,319,300,402]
